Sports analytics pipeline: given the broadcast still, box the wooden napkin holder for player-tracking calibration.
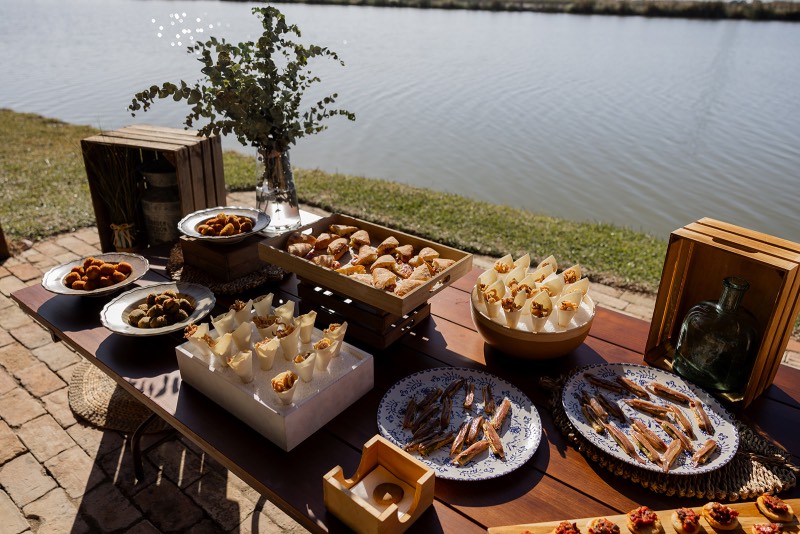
[644,218,800,407]
[323,435,434,534]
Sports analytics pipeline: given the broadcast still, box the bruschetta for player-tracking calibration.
[701,502,739,531]
[671,507,701,534]
[756,494,794,522]
[751,524,782,534]
[553,521,581,534]
[587,518,621,534]
[626,506,664,534]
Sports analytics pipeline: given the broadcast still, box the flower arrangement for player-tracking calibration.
[127,6,355,155]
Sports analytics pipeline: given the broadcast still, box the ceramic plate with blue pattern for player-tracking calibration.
[562,363,739,475]
[377,367,542,481]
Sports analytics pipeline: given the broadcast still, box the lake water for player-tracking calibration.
[2,0,799,241]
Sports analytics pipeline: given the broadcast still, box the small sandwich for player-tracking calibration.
[756,494,794,522]
[587,518,621,534]
[626,506,664,534]
[752,524,782,534]
[701,502,739,531]
[553,521,581,534]
[671,508,701,534]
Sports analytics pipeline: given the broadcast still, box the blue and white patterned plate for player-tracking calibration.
[562,363,739,475]
[377,367,542,481]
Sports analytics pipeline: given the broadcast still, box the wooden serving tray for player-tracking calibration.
[488,498,800,534]
[259,213,473,317]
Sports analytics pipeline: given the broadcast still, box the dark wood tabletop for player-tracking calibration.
[12,250,800,533]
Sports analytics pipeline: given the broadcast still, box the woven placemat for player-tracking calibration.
[68,361,171,434]
[542,376,798,501]
[165,243,285,295]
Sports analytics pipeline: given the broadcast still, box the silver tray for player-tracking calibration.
[100,282,215,336]
[177,206,269,244]
[41,252,149,298]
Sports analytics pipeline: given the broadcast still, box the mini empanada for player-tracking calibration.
[327,238,349,260]
[288,242,313,257]
[349,229,371,249]
[394,278,425,296]
[329,224,359,236]
[372,267,397,291]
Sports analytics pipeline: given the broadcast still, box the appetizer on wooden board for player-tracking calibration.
[488,497,799,534]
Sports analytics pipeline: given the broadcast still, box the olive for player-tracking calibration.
[128,309,146,326]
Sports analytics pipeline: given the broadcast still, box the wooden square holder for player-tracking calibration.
[323,435,435,534]
[644,218,800,407]
[81,125,226,252]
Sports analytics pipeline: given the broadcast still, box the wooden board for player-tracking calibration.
[259,213,473,316]
[488,498,800,534]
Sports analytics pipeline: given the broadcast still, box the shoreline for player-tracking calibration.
[257,0,800,21]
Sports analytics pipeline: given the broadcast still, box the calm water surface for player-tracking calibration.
[2,0,799,240]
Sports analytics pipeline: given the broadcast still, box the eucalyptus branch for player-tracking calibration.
[128,6,355,154]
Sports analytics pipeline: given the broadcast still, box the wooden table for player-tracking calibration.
[12,250,800,533]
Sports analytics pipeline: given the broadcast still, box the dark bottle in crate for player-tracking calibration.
[673,276,759,392]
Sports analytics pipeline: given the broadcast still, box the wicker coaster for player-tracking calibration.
[543,376,798,500]
[165,243,285,295]
[68,361,171,434]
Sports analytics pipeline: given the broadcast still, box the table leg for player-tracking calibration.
[131,413,174,481]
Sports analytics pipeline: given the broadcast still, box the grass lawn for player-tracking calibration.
[1,109,666,292]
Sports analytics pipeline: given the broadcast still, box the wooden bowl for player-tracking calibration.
[470,287,595,359]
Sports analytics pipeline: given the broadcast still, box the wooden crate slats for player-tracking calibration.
[82,125,225,251]
[645,219,800,407]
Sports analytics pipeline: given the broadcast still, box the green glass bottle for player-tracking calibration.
[672,277,759,392]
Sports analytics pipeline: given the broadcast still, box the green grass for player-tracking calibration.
[2,109,665,292]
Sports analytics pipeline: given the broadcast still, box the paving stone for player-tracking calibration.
[620,290,657,308]
[0,343,37,374]
[125,519,162,534]
[0,275,25,297]
[16,415,75,463]
[0,489,30,534]
[591,292,628,312]
[784,351,800,369]
[72,227,101,246]
[41,388,78,428]
[238,510,285,534]
[181,437,228,475]
[0,265,10,278]
[0,366,17,395]
[99,438,159,497]
[0,453,57,507]
[33,341,80,371]
[0,305,32,330]
[12,322,53,350]
[67,422,125,459]
[33,256,59,270]
[0,419,27,464]
[22,487,90,534]
[53,236,97,257]
[0,327,13,348]
[6,264,41,283]
[186,470,256,531]
[624,303,655,321]
[133,477,205,532]
[44,446,106,499]
[81,481,142,531]
[57,361,80,384]
[0,388,46,426]
[185,518,225,533]
[0,293,13,309]
[14,362,65,398]
[147,437,208,489]
[590,283,625,298]
[54,252,80,264]
[31,240,68,258]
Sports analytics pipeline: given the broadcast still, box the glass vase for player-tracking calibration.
[672,276,759,392]
[255,148,301,235]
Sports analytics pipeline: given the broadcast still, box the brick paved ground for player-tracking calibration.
[1,192,798,532]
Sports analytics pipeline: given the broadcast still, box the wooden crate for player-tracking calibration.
[180,235,263,281]
[259,213,473,317]
[297,280,432,349]
[644,218,800,407]
[81,125,226,252]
